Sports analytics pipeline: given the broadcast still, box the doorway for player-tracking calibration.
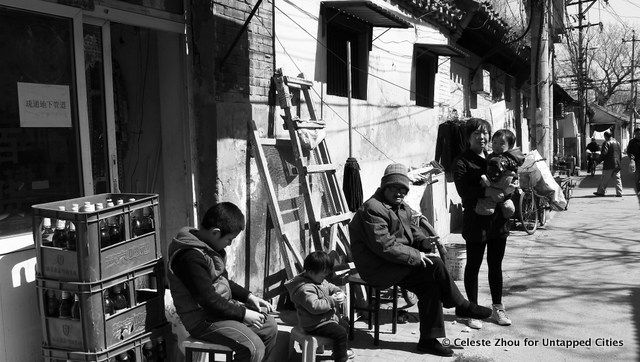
[84,19,194,254]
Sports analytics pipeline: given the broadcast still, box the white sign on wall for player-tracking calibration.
[17,82,72,128]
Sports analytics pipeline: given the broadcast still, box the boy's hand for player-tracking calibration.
[247,294,274,313]
[243,309,266,328]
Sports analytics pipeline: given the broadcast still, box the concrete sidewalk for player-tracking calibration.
[340,170,640,361]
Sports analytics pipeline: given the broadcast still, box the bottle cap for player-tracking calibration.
[43,218,51,227]
[96,203,104,210]
[128,198,136,202]
[71,204,79,212]
[69,223,76,231]
[61,291,70,298]
[117,199,124,205]
[58,206,66,211]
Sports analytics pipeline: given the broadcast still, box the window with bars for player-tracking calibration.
[325,12,369,100]
[415,51,437,108]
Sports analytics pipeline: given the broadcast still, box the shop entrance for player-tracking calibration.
[82,19,195,254]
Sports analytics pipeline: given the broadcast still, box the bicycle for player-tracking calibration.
[516,159,573,235]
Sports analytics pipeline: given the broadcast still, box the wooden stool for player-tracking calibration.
[347,275,398,346]
[182,337,234,362]
[288,325,334,362]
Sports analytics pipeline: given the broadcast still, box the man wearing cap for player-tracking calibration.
[594,130,622,197]
[349,163,492,357]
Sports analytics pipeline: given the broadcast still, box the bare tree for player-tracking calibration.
[557,23,639,115]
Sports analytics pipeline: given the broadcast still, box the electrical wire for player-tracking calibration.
[272,30,397,162]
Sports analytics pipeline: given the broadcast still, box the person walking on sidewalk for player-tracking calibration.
[593,130,622,197]
[452,118,513,330]
[349,163,492,357]
[625,128,640,195]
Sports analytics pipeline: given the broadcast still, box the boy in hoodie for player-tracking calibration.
[168,202,277,362]
[285,251,354,362]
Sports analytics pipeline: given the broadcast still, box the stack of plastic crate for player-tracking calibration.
[32,193,168,361]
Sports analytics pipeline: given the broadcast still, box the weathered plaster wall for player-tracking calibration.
[190,0,274,293]
[274,0,461,198]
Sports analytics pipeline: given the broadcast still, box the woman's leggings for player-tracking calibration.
[463,237,507,305]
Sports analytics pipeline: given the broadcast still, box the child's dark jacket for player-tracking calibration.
[168,227,251,332]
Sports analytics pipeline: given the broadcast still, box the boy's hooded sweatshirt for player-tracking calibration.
[168,227,250,332]
[285,272,342,331]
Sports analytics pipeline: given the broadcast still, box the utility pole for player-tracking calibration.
[566,0,598,169]
[529,0,549,161]
[539,0,550,163]
[623,30,639,131]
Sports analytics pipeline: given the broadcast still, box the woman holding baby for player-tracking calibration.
[453,118,519,330]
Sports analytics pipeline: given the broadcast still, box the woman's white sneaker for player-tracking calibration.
[492,304,512,326]
[468,318,483,329]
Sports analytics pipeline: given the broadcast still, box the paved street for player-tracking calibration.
[344,169,640,361]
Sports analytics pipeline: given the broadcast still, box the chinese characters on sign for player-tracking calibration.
[17,82,72,128]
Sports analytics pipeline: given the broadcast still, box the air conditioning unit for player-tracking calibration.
[471,68,491,95]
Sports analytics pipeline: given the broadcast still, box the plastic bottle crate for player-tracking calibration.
[42,324,169,361]
[38,261,166,352]
[32,193,162,282]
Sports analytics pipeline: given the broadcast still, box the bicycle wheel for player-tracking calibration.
[518,189,538,234]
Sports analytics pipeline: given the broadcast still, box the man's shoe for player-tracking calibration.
[455,303,492,319]
[417,338,454,357]
[468,318,483,329]
[593,192,605,197]
[492,304,512,326]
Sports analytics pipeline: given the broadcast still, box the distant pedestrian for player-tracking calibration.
[586,137,600,176]
[593,130,622,197]
[625,128,640,195]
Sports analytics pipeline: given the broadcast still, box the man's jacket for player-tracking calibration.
[348,188,430,288]
[599,138,622,170]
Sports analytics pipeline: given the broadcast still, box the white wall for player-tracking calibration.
[275,0,461,197]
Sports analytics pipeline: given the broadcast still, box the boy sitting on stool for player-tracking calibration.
[285,251,355,362]
[168,202,277,362]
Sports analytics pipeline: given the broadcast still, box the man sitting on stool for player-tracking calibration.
[348,163,492,357]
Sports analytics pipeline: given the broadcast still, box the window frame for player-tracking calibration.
[414,49,437,108]
[323,8,370,100]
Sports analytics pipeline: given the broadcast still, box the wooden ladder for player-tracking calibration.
[249,69,353,282]
[273,69,353,262]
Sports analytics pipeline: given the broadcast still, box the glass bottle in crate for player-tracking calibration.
[66,222,77,251]
[112,284,129,311]
[58,291,73,318]
[41,218,54,247]
[45,289,59,317]
[71,294,81,319]
[106,200,122,245]
[96,203,110,248]
[116,199,125,240]
[139,207,155,235]
[52,206,67,248]
[115,351,134,361]
[103,289,115,316]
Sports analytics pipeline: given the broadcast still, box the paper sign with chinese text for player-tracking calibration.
[18,82,72,128]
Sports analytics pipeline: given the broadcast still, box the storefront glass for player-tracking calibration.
[0,6,81,237]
